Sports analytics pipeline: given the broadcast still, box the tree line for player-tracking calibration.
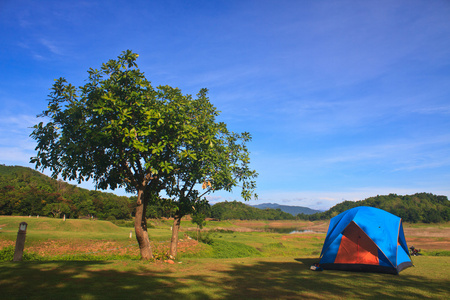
[298,193,450,223]
[210,200,295,220]
[208,195,449,223]
[2,165,449,224]
[2,165,448,224]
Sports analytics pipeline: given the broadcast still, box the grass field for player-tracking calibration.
[1,216,449,299]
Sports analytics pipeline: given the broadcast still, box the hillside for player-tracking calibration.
[251,203,321,215]
[0,165,132,220]
[302,193,450,223]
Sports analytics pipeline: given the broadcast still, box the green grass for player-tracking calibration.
[189,229,326,258]
[0,256,448,299]
[1,217,129,239]
[423,250,450,256]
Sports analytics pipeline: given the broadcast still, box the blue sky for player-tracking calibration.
[1,0,449,210]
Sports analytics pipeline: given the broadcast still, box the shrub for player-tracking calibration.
[0,246,14,261]
[198,233,214,245]
[210,240,261,258]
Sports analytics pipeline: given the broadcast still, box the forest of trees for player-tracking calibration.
[1,165,449,223]
[299,193,450,223]
[0,165,132,220]
[210,200,296,221]
[210,195,450,223]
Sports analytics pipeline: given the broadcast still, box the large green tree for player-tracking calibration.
[31,50,202,259]
[30,50,258,260]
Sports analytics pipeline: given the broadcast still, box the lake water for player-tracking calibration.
[289,229,314,234]
[265,227,315,234]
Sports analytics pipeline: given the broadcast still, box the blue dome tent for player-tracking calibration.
[319,206,413,275]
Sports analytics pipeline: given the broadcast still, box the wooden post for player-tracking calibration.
[13,222,28,262]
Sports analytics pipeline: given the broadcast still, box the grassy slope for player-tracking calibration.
[0,216,173,241]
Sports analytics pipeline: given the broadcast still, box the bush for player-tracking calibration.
[210,240,261,258]
[0,246,14,261]
[185,231,215,245]
[198,232,214,245]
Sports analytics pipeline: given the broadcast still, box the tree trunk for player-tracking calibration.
[170,215,182,259]
[134,188,153,260]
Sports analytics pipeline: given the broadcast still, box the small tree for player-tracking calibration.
[30,50,200,260]
[43,202,71,218]
[191,202,209,241]
[163,91,258,258]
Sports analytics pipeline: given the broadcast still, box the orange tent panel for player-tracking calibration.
[334,221,379,265]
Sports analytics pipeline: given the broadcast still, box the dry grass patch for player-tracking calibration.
[403,225,450,252]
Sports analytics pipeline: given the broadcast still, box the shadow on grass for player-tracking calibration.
[203,257,449,299]
[0,261,209,299]
[0,258,449,299]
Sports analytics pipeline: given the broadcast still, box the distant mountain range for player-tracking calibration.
[251,203,322,216]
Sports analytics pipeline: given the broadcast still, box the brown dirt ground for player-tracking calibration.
[403,226,450,251]
[0,238,202,258]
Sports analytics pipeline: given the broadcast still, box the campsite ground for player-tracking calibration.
[1,256,449,299]
[0,217,449,299]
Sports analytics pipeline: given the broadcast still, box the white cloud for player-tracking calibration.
[0,147,34,165]
[0,113,39,166]
[39,38,63,56]
[0,114,38,127]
